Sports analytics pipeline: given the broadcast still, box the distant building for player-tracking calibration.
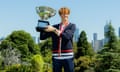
[93,33,97,41]
[92,33,104,52]
[92,33,98,47]
[93,39,104,52]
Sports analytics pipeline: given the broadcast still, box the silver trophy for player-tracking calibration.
[36,6,56,31]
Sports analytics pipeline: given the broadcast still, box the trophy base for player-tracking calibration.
[36,26,46,32]
[36,20,50,32]
[37,20,49,27]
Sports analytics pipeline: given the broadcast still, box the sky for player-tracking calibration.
[0,0,120,42]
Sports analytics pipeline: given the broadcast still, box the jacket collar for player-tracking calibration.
[61,22,71,30]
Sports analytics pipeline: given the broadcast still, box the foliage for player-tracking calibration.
[31,54,44,72]
[0,40,21,68]
[75,30,95,72]
[95,22,120,72]
[76,30,94,58]
[103,23,119,52]
[105,69,120,72]
[4,30,40,60]
[74,56,95,72]
[0,52,3,70]
[38,38,52,72]
[73,42,78,54]
[39,38,52,64]
[5,64,32,72]
[0,30,45,71]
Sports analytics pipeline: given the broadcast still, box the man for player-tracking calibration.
[37,7,76,72]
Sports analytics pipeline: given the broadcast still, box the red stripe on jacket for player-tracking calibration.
[53,49,73,53]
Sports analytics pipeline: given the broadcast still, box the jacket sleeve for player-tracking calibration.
[61,24,76,40]
[40,31,52,40]
[36,26,52,40]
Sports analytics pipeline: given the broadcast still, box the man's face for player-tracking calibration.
[60,14,69,21]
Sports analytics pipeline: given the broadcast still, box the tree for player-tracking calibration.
[0,40,21,69]
[104,22,119,52]
[0,30,43,71]
[38,38,52,72]
[5,30,40,59]
[75,30,95,72]
[95,22,120,72]
[76,30,94,58]
[39,38,52,63]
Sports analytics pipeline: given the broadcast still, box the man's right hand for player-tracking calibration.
[44,25,56,32]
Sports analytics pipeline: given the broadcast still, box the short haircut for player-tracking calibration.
[59,7,70,15]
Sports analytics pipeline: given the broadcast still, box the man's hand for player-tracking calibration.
[44,25,56,32]
[44,25,61,36]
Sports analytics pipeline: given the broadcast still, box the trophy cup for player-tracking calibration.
[36,6,56,31]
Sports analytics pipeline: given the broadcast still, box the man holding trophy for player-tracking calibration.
[36,6,76,72]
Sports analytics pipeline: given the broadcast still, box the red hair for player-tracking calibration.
[59,7,70,15]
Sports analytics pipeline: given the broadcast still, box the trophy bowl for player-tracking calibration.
[36,6,56,20]
[36,6,56,32]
